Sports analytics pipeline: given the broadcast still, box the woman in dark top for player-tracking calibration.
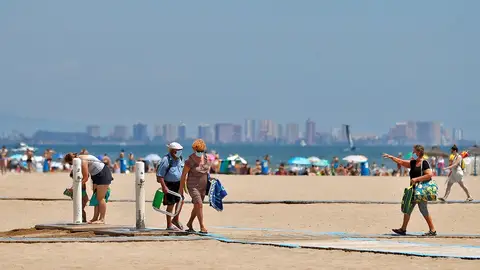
[383,144,437,236]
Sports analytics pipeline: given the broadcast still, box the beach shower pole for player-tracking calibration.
[135,161,146,230]
[72,158,83,224]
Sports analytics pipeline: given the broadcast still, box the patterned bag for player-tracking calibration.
[413,160,438,202]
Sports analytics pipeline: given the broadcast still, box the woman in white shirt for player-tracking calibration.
[439,145,473,202]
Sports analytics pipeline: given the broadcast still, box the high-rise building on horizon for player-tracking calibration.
[452,128,464,143]
[86,125,101,138]
[154,125,163,137]
[244,119,256,142]
[132,123,148,142]
[286,123,299,144]
[277,124,284,142]
[258,120,276,142]
[112,125,129,140]
[198,124,213,143]
[233,124,242,143]
[416,121,441,145]
[215,123,235,144]
[305,119,316,145]
[162,124,177,143]
[178,123,187,141]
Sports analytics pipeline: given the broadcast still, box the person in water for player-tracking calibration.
[383,144,437,236]
[179,139,212,234]
[64,152,113,224]
[439,145,473,202]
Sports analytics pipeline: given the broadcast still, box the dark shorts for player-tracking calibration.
[164,181,181,205]
[91,166,113,185]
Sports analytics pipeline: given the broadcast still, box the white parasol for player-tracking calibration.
[342,155,368,163]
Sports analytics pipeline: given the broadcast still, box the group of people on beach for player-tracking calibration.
[61,139,212,233]
[383,144,473,236]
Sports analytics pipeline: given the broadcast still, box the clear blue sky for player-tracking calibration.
[0,0,478,137]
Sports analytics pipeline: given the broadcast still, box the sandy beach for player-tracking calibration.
[1,173,479,269]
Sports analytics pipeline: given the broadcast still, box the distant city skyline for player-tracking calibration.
[0,116,473,147]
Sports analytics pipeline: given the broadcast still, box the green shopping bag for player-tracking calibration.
[152,189,165,209]
[401,185,415,214]
[89,188,111,206]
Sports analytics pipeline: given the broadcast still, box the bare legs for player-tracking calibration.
[440,182,454,200]
[89,184,109,224]
[398,213,435,232]
[165,201,184,229]
[186,196,207,233]
[171,201,184,229]
[458,181,472,199]
[0,159,6,174]
[82,193,88,223]
[394,202,435,235]
[440,180,472,201]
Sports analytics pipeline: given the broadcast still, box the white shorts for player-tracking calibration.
[448,171,464,184]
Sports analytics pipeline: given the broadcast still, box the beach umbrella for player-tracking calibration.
[425,146,448,157]
[9,154,24,160]
[313,159,330,167]
[226,154,247,164]
[288,157,311,166]
[467,145,480,155]
[33,156,44,163]
[51,161,63,168]
[308,156,321,164]
[144,154,162,162]
[343,155,368,163]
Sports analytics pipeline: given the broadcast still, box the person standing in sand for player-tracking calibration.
[179,139,212,234]
[383,144,437,236]
[439,145,473,202]
[0,146,8,174]
[64,152,113,224]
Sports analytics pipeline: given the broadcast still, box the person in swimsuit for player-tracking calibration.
[0,146,8,174]
[383,145,437,236]
[179,139,212,234]
[0,146,8,172]
[439,145,473,202]
[25,149,34,172]
[64,152,113,224]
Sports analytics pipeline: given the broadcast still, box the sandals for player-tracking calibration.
[166,225,181,231]
[423,231,437,236]
[392,228,407,235]
[172,220,184,231]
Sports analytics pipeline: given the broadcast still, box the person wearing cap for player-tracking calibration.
[156,142,185,230]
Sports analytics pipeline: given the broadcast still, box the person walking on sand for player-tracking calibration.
[179,139,212,234]
[64,152,113,224]
[383,144,437,236]
[439,145,473,202]
[156,142,185,231]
